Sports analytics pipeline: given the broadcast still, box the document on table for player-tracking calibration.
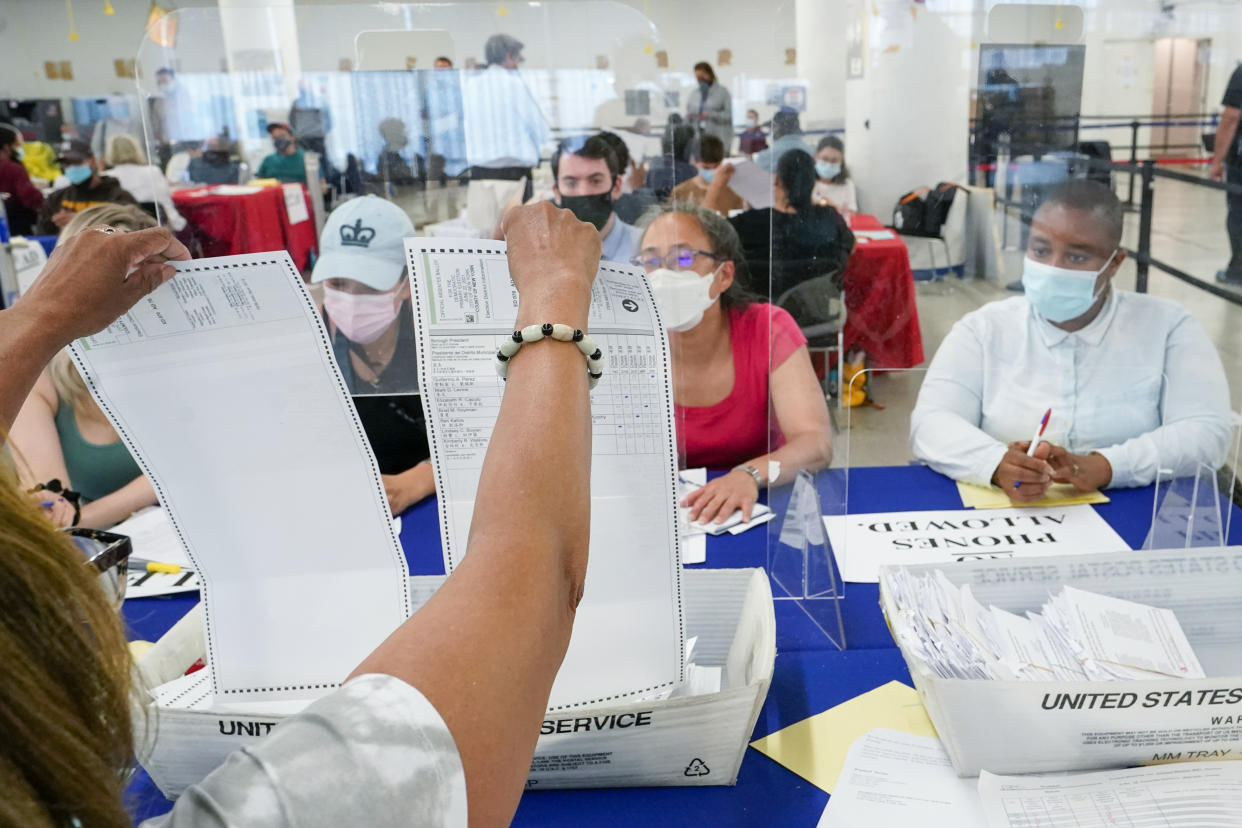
[750,680,937,794]
[723,158,773,208]
[824,506,1128,583]
[407,239,685,711]
[71,252,411,702]
[281,183,309,224]
[817,730,987,827]
[978,761,1242,827]
[956,481,1110,509]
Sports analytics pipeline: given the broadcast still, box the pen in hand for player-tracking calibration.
[1014,408,1052,490]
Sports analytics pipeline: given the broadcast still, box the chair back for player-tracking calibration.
[775,270,845,343]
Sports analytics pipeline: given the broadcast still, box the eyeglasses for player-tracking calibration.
[66,527,133,610]
[631,248,720,271]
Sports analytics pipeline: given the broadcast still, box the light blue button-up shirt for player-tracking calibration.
[601,216,643,264]
[461,65,551,169]
[910,291,1232,488]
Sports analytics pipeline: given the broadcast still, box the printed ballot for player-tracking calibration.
[70,252,410,702]
[817,730,987,828]
[881,568,1204,682]
[824,505,1127,583]
[978,761,1242,827]
[407,239,685,711]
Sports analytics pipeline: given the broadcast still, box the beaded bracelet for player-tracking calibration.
[495,323,604,390]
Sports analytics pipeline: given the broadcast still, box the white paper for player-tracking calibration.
[71,252,410,702]
[407,239,685,711]
[855,229,896,241]
[281,183,309,224]
[818,730,987,828]
[722,158,773,209]
[113,506,189,566]
[209,184,262,195]
[825,506,1128,583]
[978,761,1242,827]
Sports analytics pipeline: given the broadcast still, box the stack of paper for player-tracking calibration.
[882,569,1205,682]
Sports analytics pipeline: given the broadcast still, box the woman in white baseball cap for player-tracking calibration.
[313,195,433,514]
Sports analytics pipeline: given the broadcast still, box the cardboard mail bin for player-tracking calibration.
[879,547,1242,776]
[136,567,776,797]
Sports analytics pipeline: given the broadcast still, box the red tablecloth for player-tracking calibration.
[841,213,924,370]
[172,184,317,271]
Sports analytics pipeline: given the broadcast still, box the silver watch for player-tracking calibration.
[732,464,763,489]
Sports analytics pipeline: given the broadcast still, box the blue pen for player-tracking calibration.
[1014,408,1052,489]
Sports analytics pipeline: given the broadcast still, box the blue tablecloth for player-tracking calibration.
[124,465,1233,824]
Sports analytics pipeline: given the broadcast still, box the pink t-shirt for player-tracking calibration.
[676,302,807,469]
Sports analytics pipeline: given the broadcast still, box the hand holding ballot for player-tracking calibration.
[502,199,601,323]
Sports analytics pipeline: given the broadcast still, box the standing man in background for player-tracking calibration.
[462,34,549,203]
[1212,62,1242,286]
[0,124,44,236]
[686,62,734,154]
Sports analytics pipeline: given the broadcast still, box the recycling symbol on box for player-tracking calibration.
[684,758,710,777]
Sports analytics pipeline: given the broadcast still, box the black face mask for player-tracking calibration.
[273,137,293,153]
[558,191,613,231]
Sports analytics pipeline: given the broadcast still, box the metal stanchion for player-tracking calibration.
[1136,160,1155,294]
[1126,120,1140,209]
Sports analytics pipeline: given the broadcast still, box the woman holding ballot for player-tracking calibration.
[312,196,434,515]
[911,179,1231,502]
[636,201,832,525]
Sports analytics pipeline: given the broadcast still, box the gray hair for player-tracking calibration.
[484,34,523,66]
[104,133,147,167]
[636,201,754,309]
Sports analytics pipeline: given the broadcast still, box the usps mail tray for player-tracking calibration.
[879,547,1242,776]
[136,567,776,796]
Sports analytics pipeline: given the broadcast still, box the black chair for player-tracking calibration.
[774,268,847,408]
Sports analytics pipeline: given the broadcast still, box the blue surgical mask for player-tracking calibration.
[1021,252,1118,323]
[699,168,716,184]
[65,164,92,185]
[815,160,841,180]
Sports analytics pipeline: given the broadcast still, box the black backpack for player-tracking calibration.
[891,182,958,238]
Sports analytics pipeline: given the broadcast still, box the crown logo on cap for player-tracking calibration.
[339,218,377,248]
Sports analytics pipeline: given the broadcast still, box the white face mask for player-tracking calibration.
[647,266,718,332]
[1021,251,1118,324]
[323,286,401,344]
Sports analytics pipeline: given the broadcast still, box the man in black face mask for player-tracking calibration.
[256,122,307,184]
[552,135,642,263]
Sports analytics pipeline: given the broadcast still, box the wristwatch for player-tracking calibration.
[732,464,763,489]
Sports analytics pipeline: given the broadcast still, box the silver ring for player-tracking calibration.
[92,225,117,235]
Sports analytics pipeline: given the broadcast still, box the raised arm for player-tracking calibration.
[0,227,187,433]
[349,202,601,827]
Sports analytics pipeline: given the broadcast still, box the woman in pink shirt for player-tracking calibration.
[636,202,833,524]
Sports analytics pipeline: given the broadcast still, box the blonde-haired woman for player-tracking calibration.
[103,133,187,231]
[9,204,160,527]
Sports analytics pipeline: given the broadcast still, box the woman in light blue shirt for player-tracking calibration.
[911,179,1231,502]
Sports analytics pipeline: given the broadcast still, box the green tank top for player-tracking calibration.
[53,402,142,503]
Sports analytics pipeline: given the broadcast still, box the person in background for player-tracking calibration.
[714,149,855,299]
[310,196,434,515]
[686,61,734,153]
[738,109,768,156]
[0,123,43,236]
[911,179,1231,501]
[185,137,240,185]
[673,133,745,212]
[753,109,812,173]
[636,202,832,524]
[35,140,137,235]
[644,120,698,199]
[462,33,550,203]
[376,117,423,188]
[256,122,307,184]
[1211,62,1242,285]
[9,204,160,529]
[102,134,187,231]
[434,56,453,69]
[0,203,600,828]
[596,130,657,226]
[552,135,643,263]
[812,135,858,217]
